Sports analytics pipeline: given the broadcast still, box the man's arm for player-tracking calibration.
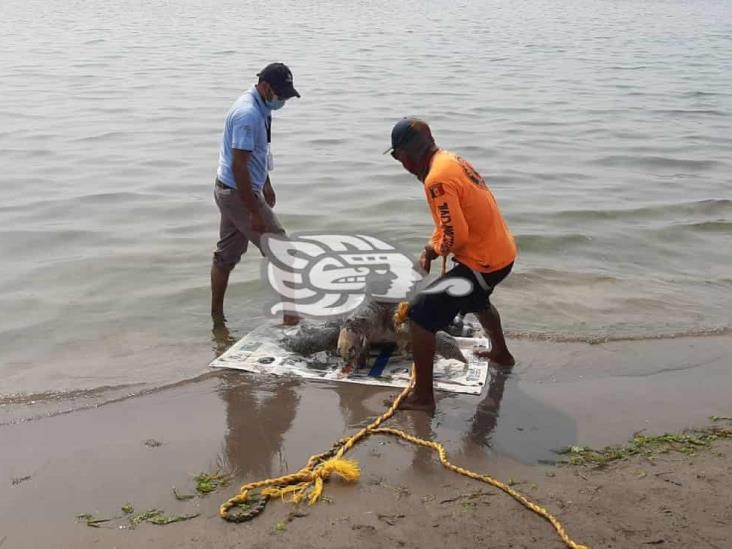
[263,175,276,208]
[231,149,257,209]
[231,148,267,231]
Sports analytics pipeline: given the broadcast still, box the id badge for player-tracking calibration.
[267,146,274,171]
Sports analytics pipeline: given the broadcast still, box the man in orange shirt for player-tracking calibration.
[386,117,517,413]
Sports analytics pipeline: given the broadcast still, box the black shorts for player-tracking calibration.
[408,261,513,333]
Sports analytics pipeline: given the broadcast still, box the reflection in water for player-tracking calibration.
[212,322,300,478]
[332,382,374,430]
[329,367,511,471]
[403,411,436,473]
[466,366,579,465]
[210,320,570,477]
[465,367,510,452]
[211,320,238,358]
[321,361,514,471]
[332,380,437,473]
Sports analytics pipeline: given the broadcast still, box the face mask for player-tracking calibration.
[265,95,286,110]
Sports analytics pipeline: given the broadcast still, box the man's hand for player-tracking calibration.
[263,179,276,208]
[420,245,439,273]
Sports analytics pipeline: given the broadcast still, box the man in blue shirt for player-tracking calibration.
[211,63,300,324]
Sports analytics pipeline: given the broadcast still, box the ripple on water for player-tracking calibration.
[1,0,731,396]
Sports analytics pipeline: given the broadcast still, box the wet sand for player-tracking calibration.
[2,335,732,548]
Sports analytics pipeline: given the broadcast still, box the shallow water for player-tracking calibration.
[1,0,731,398]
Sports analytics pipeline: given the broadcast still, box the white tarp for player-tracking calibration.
[210,323,489,395]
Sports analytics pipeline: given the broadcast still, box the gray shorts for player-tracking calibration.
[212,181,285,272]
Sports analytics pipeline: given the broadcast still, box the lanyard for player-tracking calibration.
[253,88,272,143]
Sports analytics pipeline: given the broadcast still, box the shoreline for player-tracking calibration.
[3,322,731,405]
[2,334,732,548]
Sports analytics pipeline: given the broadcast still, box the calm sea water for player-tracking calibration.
[1,0,731,398]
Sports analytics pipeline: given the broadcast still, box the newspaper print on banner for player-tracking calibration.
[210,323,489,395]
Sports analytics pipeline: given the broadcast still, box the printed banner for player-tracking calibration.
[210,323,489,395]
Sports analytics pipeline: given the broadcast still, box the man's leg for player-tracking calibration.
[475,303,515,367]
[469,263,515,366]
[399,321,437,413]
[399,269,462,413]
[211,262,231,323]
[211,186,248,322]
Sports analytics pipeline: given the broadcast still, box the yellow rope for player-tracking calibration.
[395,301,410,325]
[371,425,588,549]
[220,304,589,549]
[219,365,411,519]
[220,377,589,548]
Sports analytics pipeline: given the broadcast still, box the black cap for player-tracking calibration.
[257,62,300,99]
[384,117,433,154]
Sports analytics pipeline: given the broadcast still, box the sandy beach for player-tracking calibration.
[3,334,731,549]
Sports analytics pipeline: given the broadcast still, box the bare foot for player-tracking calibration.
[396,390,436,414]
[473,347,515,367]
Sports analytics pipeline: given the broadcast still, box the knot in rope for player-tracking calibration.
[394,301,410,326]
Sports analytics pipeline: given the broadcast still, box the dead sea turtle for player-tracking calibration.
[283,299,467,366]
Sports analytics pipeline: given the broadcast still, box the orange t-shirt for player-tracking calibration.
[424,150,516,273]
